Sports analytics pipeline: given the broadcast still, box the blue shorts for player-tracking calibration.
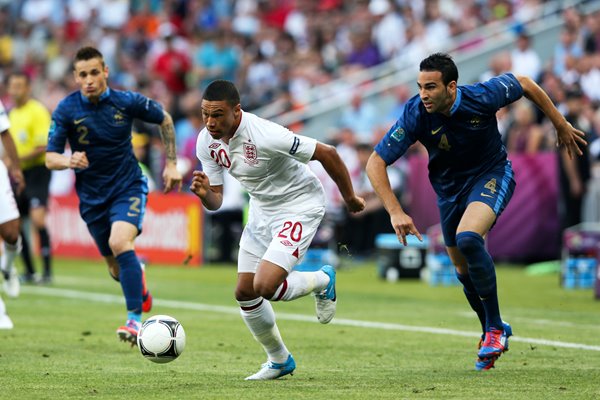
[438,161,516,247]
[81,181,148,256]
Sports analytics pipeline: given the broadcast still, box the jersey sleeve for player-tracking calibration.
[126,92,165,125]
[195,131,225,186]
[46,102,70,153]
[476,73,524,114]
[259,120,317,164]
[374,104,418,166]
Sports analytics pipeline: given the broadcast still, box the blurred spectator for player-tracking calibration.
[370,0,406,60]
[504,99,548,154]
[511,32,542,81]
[151,27,192,97]
[191,28,241,92]
[558,86,592,231]
[480,50,511,82]
[553,27,584,78]
[345,25,383,69]
[337,91,378,141]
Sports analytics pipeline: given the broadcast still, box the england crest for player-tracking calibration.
[243,142,258,164]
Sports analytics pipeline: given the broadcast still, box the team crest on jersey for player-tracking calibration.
[208,142,221,149]
[470,116,482,127]
[243,142,258,165]
[390,127,405,142]
[112,108,126,125]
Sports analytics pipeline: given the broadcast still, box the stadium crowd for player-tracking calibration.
[0,0,599,259]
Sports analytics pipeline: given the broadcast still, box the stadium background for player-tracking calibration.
[0,0,599,265]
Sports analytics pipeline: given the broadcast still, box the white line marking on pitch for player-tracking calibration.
[22,286,600,352]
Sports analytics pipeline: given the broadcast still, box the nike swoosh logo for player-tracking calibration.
[481,193,494,198]
[127,212,138,217]
[74,117,87,125]
[431,126,442,135]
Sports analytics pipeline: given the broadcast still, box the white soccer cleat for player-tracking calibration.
[314,265,337,324]
[2,267,20,298]
[245,354,296,380]
[0,313,14,329]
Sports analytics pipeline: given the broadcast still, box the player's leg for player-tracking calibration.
[236,248,295,380]
[0,162,22,298]
[456,166,516,365]
[15,187,37,282]
[28,165,52,283]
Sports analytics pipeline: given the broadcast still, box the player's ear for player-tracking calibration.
[234,103,241,117]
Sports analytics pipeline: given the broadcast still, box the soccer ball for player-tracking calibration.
[137,315,186,363]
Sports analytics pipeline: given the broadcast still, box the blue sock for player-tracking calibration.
[116,250,143,314]
[456,231,502,331]
[128,311,142,324]
[455,271,486,335]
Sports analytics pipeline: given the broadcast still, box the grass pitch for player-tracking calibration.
[1,258,599,400]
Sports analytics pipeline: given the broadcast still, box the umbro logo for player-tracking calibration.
[280,240,293,247]
[209,143,221,149]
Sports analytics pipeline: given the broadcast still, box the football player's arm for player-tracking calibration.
[190,170,223,211]
[311,142,365,213]
[158,110,183,193]
[1,129,25,194]
[517,75,587,158]
[366,151,421,245]
[46,151,89,170]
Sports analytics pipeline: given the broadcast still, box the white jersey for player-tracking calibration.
[196,111,325,210]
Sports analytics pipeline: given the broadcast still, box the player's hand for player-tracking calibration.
[189,170,211,198]
[557,121,587,159]
[390,211,422,246]
[9,167,25,195]
[162,161,182,193]
[70,151,89,169]
[345,195,366,213]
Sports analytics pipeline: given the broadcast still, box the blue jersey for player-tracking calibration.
[47,88,164,206]
[375,73,524,201]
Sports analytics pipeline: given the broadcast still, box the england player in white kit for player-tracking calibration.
[191,80,365,380]
[0,99,25,328]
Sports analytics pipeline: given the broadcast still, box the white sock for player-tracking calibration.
[238,298,289,363]
[271,270,329,301]
[0,296,6,315]
[1,236,22,273]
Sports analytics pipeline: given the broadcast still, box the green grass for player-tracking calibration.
[1,258,599,400]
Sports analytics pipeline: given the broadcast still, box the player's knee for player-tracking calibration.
[252,280,277,300]
[234,286,257,301]
[2,230,20,246]
[456,231,484,257]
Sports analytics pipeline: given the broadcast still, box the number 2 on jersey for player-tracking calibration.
[277,221,303,242]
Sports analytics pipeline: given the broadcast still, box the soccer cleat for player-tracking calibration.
[478,321,513,359]
[0,313,13,329]
[475,355,498,371]
[2,267,20,298]
[141,263,153,313]
[245,354,296,380]
[314,265,337,324]
[116,319,141,347]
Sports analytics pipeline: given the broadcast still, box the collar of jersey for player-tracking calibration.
[448,87,462,116]
[80,87,111,104]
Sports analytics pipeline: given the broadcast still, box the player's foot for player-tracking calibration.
[478,321,512,359]
[40,273,52,285]
[20,273,40,285]
[141,263,152,313]
[116,319,141,347]
[245,354,296,380]
[2,267,20,298]
[0,313,13,329]
[475,355,498,371]
[314,265,337,324]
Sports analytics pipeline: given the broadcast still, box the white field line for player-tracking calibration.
[21,286,600,352]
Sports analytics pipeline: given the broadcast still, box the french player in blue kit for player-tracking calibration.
[45,47,182,346]
[366,53,587,370]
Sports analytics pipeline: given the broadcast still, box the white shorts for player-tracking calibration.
[238,201,325,273]
[0,161,19,225]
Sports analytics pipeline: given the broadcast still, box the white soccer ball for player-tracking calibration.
[137,315,186,363]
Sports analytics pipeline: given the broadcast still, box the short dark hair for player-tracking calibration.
[202,80,240,107]
[419,53,459,86]
[73,46,104,69]
[6,70,30,85]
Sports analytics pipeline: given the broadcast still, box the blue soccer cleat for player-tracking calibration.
[314,265,337,324]
[476,321,512,369]
[245,354,296,380]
